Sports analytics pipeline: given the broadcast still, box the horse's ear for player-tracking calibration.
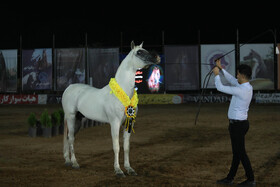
[131,41,135,50]
[140,41,144,48]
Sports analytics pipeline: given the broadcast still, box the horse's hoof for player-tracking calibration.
[65,162,72,167]
[125,167,137,176]
[116,173,126,178]
[127,168,137,176]
[128,170,137,176]
[72,163,80,169]
[115,169,126,178]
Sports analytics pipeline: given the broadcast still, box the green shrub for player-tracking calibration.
[40,109,52,127]
[58,109,64,124]
[51,111,61,126]
[27,112,37,128]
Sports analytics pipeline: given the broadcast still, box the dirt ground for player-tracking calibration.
[0,103,279,187]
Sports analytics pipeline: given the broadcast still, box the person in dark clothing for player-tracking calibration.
[213,59,255,186]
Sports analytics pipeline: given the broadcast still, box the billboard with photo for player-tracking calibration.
[88,48,119,88]
[240,44,274,90]
[56,48,85,91]
[201,44,235,89]
[22,48,52,91]
[0,49,17,92]
[135,63,165,94]
[164,45,199,91]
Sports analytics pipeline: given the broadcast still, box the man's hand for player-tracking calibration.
[215,59,222,70]
[213,66,220,76]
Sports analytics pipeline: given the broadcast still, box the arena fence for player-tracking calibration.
[0,30,279,103]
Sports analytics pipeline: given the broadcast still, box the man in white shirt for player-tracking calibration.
[213,59,255,186]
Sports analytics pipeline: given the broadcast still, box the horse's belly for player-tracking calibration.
[62,83,124,124]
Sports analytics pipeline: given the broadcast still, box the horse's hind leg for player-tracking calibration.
[63,118,71,166]
[123,129,137,175]
[65,114,80,169]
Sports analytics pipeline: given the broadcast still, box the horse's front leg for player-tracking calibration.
[123,128,137,176]
[110,121,125,177]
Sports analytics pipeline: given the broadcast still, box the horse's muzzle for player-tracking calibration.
[155,55,161,64]
[148,51,160,64]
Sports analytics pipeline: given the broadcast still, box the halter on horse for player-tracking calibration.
[62,41,160,177]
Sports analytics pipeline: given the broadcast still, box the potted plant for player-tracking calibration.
[51,111,61,136]
[27,112,37,137]
[36,119,43,136]
[40,109,52,138]
[58,109,64,134]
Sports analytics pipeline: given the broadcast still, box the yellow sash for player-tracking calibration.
[109,78,138,133]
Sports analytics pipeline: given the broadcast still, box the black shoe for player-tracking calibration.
[216,177,234,185]
[237,179,256,186]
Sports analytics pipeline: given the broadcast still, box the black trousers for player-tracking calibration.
[226,120,254,181]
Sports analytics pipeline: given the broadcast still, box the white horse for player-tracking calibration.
[62,41,160,177]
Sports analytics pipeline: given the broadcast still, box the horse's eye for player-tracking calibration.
[137,50,142,55]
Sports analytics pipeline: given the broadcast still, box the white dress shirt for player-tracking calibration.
[214,69,253,120]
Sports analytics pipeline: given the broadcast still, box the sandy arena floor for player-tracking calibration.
[0,103,279,186]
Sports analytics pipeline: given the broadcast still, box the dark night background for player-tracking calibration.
[0,3,279,53]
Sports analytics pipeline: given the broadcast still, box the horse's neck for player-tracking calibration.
[115,54,136,98]
[251,51,267,70]
[252,51,263,62]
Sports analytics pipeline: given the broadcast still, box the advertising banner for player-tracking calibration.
[138,94,183,104]
[0,94,38,104]
[254,93,280,103]
[22,48,52,91]
[135,64,165,94]
[0,49,17,92]
[240,44,274,90]
[164,45,199,90]
[201,44,235,89]
[88,48,119,88]
[277,44,280,90]
[183,94,231,103]
[119,53,165,94]
[56,48,85,91]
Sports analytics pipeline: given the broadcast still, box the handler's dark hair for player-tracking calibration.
[237,64,252,80]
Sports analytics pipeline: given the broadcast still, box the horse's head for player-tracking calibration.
[129,41,160,69]
[243,49,260,61]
